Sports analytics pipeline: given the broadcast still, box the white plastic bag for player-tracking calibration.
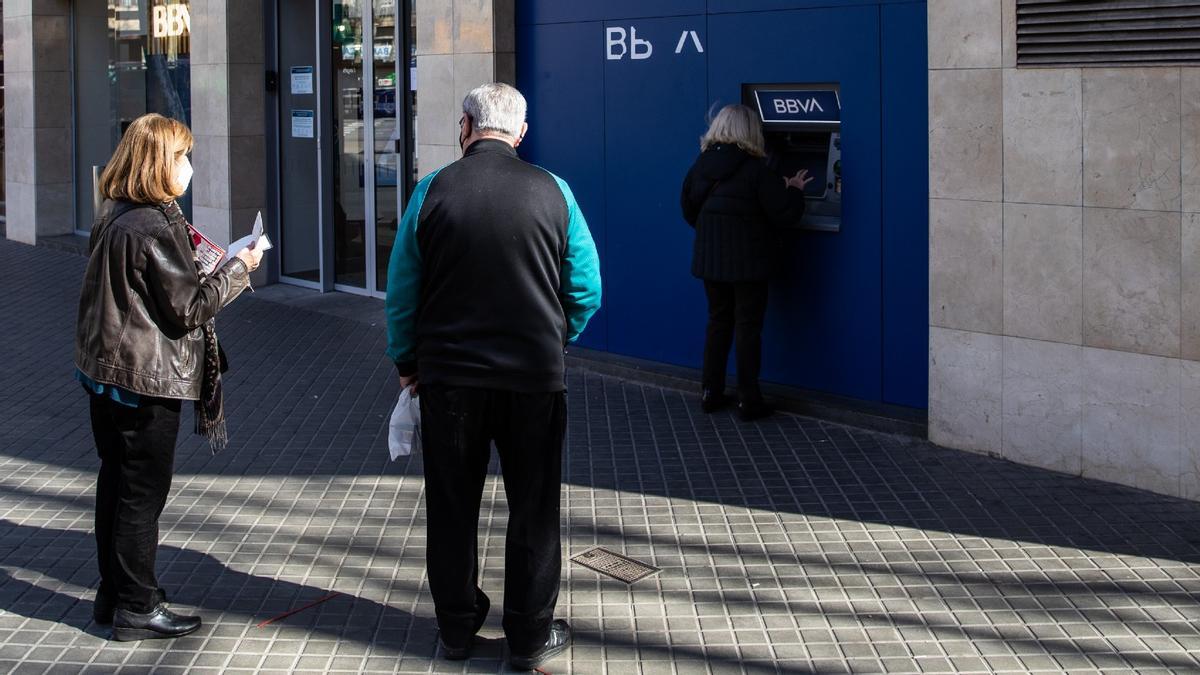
[388,387,422,460]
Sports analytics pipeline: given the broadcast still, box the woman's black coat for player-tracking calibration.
[680,144,806,282]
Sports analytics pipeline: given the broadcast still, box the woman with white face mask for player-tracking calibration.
[175,154,194,194]
[73,113,262,641]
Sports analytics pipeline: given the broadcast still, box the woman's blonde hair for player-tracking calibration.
[99,113,193,204]
[700,104,765,157]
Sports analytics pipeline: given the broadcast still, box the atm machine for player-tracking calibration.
[743,83,842,232]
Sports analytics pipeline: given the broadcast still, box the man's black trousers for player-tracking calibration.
[419,384,566,655]
[701,280,769,402]
[90,394,180,613]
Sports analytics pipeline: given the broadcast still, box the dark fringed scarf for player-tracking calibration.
[195,319,227,453]
[165,200,228,453]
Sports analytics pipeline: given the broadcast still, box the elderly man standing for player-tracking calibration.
[385,83,601,670]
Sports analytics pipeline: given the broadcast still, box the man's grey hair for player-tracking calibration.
[462,83,527,139]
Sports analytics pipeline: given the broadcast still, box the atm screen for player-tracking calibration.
[744,83,842,232]
[766,131,834,199]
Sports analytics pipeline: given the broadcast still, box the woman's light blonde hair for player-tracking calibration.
[99,113,193,204]
[700,104,765,158]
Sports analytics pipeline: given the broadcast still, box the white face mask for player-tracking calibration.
[175,156,193,194]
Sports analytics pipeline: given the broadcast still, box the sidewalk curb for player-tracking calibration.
[565,346,927,438]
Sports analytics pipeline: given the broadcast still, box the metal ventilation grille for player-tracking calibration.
[1016,0,1200,67]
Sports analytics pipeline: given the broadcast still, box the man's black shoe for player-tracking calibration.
[700,389,730,413]
[440,638,470,660]
[111,603,200,641]
[93,595,116,625]
[509,619,571,671]
[438,591,490,661]
[738,400,774,422]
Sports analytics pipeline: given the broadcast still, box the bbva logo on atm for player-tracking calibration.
[773,98,826,114]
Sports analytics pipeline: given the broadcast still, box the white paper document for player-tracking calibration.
[190,212,271,277]
[225,211,273,265]
[290,66,314,94]
[291,110,315,138]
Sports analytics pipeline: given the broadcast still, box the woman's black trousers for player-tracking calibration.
[89,394,181,613]
[701,280,769,403]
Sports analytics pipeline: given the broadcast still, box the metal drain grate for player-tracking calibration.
[570,547,660,584]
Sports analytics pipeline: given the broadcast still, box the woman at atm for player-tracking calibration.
[680,104,809,421]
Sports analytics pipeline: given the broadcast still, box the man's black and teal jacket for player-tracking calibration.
[385,139,602,393]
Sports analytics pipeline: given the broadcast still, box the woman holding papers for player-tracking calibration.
[73,113,263,641]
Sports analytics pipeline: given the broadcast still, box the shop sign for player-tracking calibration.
[606,26,704,61]
[152,2,191,39]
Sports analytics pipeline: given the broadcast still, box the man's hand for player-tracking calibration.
[399,374,419,395]
[236,245,264,272]
[785,169,814,191]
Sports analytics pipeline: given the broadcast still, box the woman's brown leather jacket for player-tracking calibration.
[74,200,250,400]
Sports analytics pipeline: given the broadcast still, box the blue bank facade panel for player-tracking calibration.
[516,0,929,410]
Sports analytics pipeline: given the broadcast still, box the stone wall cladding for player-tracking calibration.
[191,0,268,251]
[929,0,1200,499]
[415,0,516,179]
[2,0,73,243]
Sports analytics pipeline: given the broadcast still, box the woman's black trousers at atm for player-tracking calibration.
[701,280,769,403]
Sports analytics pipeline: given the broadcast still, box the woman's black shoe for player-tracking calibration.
[93,595,116,625]
[701,390,730,413]
[112,603,201,641]
[738,400,774,422]
[509,619,571,670]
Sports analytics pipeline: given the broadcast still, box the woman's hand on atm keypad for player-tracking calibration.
[785,169,814,191]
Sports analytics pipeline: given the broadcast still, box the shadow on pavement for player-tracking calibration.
[563,376,1200,565]
[0,519,437,652]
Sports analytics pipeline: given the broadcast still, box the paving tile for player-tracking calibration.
[2,239,1200,673]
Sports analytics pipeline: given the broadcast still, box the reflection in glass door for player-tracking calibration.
[325,0,409,296]
[73,0,193,232]
[332,1,366,288]
[371,0,400,292]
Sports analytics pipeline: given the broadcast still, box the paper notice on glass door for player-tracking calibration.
[290,66,314,94]
[291,110,314,138]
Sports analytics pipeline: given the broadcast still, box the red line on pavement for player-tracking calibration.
[256,592,341,628]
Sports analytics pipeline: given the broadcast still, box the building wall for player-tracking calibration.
[1,0,262,253]
[928,0,1200,499]
[2,0,72,244]
[515,0,930,409]
[190,0,267,253]
[414,0,514,178]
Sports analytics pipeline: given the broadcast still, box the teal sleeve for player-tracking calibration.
[385,169,441,368]
[551,175,602,343]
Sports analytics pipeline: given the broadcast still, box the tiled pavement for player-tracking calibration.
[2,237,1200,674]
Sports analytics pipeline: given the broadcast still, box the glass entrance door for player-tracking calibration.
[275,0,410,295]
[369,0,403,292]
[329,0,407,296]
[331,1,366,288]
